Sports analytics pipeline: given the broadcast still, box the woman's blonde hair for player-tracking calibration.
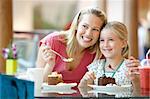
[63,7,107,57]
[101,21,129,58]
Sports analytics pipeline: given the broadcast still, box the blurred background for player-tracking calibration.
[0,0,150,72]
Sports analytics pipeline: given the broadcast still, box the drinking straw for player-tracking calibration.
[146,49,150,59]
[146,49,150,66]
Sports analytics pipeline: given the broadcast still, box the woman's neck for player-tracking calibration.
[75,44,85,55]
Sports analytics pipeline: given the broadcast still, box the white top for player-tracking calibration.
[87,59,132,86]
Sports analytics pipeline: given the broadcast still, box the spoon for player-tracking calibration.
[50,49,74,62]
[44,42,73,62]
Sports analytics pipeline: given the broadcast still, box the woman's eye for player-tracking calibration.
[93,28,100,32]
[82,25,88,29]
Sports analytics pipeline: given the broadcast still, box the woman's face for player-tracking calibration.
[99,30,125,59]
[76,14,103,49]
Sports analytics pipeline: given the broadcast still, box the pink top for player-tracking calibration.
[40,32,96,84]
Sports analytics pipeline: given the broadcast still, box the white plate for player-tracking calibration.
[88,89,132,98]
[88,84,132,92]
[42,83,77,91]
[41,89,77,94]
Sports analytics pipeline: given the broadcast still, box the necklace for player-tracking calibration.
[111,59,124,77]
[108,65,115,71]
[103,59,124,77]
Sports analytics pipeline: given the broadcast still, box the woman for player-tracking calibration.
[78,21,140,89]
[36,7,107,84]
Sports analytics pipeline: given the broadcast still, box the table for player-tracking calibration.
[16,71,149,98]
[34,85,150,98]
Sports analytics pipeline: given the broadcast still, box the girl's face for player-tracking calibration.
[76,14,103,49]
[99,29,125,59]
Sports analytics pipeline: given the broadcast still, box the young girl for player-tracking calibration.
[78,21,140,87]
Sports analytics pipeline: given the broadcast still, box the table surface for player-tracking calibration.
[34,84,150,98]
[16,71,150,98]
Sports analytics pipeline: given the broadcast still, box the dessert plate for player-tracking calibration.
[42,83,77,91]
[88,89,132,97]
[41,89,77,94]
[88,84,132,92]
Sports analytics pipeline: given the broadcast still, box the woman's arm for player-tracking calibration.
[36,44,46,68]
[43,62,55,82]
[36,44,56,82]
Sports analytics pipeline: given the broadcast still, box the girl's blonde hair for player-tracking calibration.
[64,7,107,57]
[101,21,129,58]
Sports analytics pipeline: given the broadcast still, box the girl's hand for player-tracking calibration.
[125,56,140,80]
[78,71,96,88]
[41,44,56,64]
[82,71,96,81]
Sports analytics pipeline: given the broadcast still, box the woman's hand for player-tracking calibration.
[125,56,140,89]
[38,44,56,82]
[41,44,56,64]
[125,56,140,80]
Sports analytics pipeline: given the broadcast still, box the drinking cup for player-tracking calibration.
[27,68,44,90]
[139,59,150,95]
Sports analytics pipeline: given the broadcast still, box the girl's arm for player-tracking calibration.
[78,71,96,88]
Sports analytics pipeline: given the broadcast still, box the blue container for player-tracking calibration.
[0,74,34,99]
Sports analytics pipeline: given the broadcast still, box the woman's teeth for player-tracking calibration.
[82,36,92,42]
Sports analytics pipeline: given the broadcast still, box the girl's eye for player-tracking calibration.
[99,39,104,42]
[109,38,113,41]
